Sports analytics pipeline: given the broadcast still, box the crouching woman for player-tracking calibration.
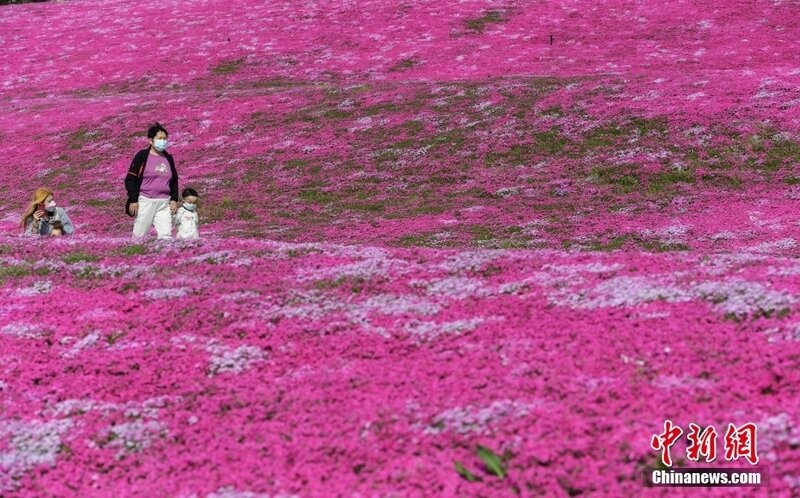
[20,187,75,236]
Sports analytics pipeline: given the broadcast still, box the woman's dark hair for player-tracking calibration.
[147,122,168,139]
[182,187,198,198]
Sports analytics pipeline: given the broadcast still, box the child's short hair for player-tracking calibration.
[51,221,64,230]
[182,187,199,198]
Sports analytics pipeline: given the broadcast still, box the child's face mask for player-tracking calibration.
[183,202,197,211]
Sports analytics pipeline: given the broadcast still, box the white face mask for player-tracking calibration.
[153,138,168,151]
[183,202,196,211]
[45,200,56,212]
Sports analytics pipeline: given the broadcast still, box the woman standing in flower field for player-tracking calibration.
[20,187,75,236]
[125,122,179,239]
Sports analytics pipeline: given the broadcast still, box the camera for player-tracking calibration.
[35,203,50,221]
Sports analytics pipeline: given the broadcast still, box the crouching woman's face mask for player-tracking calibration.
[45,200,56,212]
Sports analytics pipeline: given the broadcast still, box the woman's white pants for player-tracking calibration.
[133,196,172,239]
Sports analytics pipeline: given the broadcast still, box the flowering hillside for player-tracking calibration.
[1,0,800,496]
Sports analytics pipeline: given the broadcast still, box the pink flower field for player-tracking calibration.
[2,0,800,496]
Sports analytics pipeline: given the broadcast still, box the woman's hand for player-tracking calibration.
[33,210,44,220]
[128,202,139,216]
[169,200,178,215]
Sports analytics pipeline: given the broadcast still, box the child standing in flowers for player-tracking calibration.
[174,187,200,240]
